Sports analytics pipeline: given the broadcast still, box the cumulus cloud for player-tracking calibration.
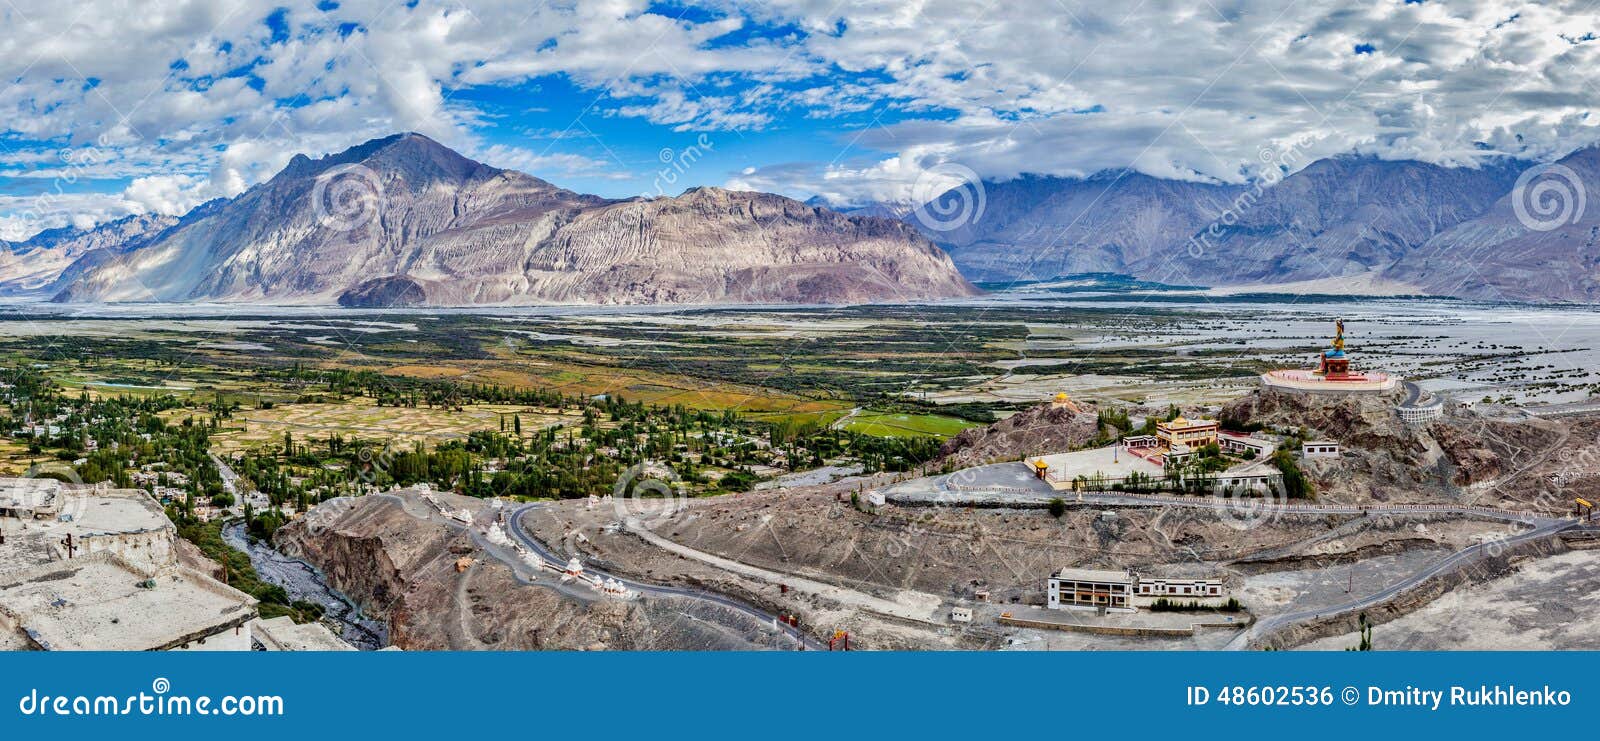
[121,174,209,216]
[4,0,1600,231]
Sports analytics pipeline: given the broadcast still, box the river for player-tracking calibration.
[222,521,389,650]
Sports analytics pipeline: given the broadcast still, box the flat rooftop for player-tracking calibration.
[0,478,62,513]
[1034,446,1164,482]
[1053,567,1134,583]
[0,487,172,575]
[0,553,255,651]
[251,616,355,651]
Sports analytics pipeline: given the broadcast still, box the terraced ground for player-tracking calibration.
[165,400,577,454]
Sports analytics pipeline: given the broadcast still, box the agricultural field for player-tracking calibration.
[841,411,980,438]
[165,398,579,455]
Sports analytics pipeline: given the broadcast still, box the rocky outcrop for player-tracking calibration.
[274,495,649,650]
[1220,388,1569,509]
[337,275,427,307]
[275,493,798,650]
[936,401,1102,468]
[1221,387,1413,454]
[48,133,978,306]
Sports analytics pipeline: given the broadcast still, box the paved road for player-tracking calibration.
[361,494,822,650]
[1070,490,1545,523]
[506,503,823,650]
[1225,515,1578,650]
[1528,400,1600,418]
[618,514,941,624]
[1400,380,1424,408]
[211,452,240,494]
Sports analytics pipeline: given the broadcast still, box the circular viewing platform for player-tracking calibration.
[1260,368,1398,394]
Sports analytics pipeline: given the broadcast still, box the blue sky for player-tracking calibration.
[2,1,1599,240]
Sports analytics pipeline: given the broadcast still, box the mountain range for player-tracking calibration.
[872,151,1600,302]
[8,132,1600,305]
[23,133,977,307]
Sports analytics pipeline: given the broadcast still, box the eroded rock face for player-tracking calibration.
[1221,388,1570,509]
[49,133,979,306]
[274,494,794,650]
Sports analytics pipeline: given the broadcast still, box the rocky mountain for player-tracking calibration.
[47,133,978,306]
[903,156,1540,297]
[0,212,181,294]
[1147,156,1526,287]
[935,399,1101,469]
[1388,147,1600,302]
[912,172,1241,283]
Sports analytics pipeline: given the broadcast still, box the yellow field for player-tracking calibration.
[0,440,41,476]
[374,358,851,416]
[167,398,578,454]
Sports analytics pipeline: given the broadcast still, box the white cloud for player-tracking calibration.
[5,0,1600,232]
[121,174,209,216]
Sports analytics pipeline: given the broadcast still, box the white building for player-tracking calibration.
[1048,569,1229,612]
[1047,568,1136,613]
[1217,432,1275,459]
[250,616,355,651]
[1302,441,1340,459]
[1132,575,1225,606]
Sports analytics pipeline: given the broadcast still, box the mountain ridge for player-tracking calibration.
[827,153,1595,301]
[40,133,978,306]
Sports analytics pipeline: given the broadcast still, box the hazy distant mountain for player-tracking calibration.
[0,212,180,294]
[1388,147,1600,302]
[804,195,919,221]
[48,133,977,306]
[1140,155,1527,287]
[912,172,1241,283]
[910,159,1530,293]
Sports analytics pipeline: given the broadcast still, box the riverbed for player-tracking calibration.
[223,522,389,650]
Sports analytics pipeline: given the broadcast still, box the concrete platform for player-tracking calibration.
[0,553,256,651]
[1034,446,1164,488]
[1261,369,1397,394]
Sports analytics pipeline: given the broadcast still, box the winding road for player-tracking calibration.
[360,492,822,649]
[502,502,824,650]
[1224,514,1578,650]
